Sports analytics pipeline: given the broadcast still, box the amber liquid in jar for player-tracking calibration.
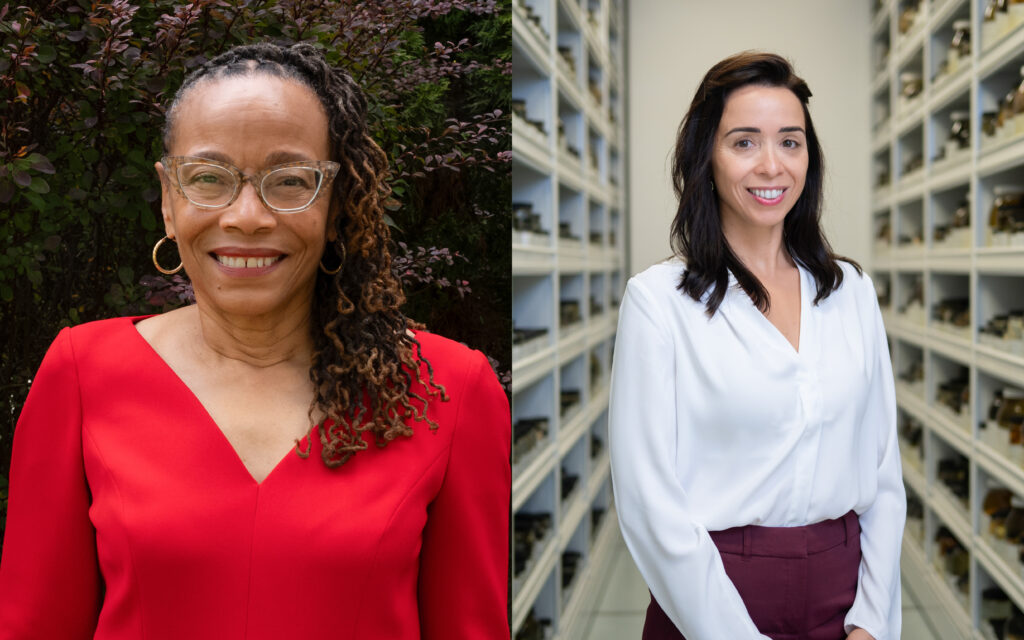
[991,186,1024,244]
[948,20,971,75]
[900,71,923,102]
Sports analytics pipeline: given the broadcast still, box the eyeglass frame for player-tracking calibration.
[160,155,342,214]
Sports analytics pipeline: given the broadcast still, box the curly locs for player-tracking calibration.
[162,42,448,468]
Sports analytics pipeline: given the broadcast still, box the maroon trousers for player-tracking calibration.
[642,511,861,640]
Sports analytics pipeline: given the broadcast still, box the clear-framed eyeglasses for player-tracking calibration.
[161,156,341,214]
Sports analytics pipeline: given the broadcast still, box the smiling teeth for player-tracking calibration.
[751,188,784,199]
[216,255,281,268]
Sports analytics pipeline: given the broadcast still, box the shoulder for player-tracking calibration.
[409,330,496,391]
[832,259,876,302]
[624,257,689,307]
[61,315,149,356]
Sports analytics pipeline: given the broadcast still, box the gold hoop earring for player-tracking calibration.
[152,235,183,275]
[319,241,345,275]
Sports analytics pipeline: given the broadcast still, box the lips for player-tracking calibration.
[747,187,787,205]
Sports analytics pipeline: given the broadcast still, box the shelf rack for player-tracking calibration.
[872,0,1024,637]
[512,0,627,638]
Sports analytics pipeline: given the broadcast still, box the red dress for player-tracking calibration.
[0,317,511,639]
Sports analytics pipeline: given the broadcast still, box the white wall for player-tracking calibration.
[626,0,873,277]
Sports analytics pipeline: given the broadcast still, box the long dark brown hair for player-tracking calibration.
[670,51,860,317]
[163,42,447,468]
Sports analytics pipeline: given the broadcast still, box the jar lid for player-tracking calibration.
[953,20,971,30]
[950,111,969,120]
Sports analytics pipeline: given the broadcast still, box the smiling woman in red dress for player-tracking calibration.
[0,42,510,640]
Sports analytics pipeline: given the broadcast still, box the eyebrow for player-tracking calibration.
[724,126,806,136]
[265,150,316,164]
[188,150,317,165]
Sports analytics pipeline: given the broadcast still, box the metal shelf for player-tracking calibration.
[512,1,627,636]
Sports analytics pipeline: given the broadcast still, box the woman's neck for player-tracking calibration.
[190,302,314,368]
[721,218,794,277]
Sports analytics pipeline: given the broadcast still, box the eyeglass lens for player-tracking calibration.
[177,162,324,211]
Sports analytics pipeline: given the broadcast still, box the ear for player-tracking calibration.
[155,161,176,239]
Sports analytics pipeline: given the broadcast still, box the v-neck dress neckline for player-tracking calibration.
[128,316,305,487]
[0,315,513,639]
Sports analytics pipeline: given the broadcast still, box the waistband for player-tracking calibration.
[709,510,859,559]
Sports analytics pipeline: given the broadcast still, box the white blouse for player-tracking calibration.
[609,258,905,640]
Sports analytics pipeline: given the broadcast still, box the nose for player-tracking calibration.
[219,180,277,233]
[756,145,783,177]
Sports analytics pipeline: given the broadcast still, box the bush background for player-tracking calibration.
[0,0,511,540]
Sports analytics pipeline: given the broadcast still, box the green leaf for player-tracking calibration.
[23,192,45,212]
[29,177,50,194]
[26,269,42,286]
[0,284,11,302]
[35,45,57,64]
[118,266,133,286]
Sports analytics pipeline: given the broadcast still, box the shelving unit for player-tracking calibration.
[512,0,627,638]
[872,1,1024,637]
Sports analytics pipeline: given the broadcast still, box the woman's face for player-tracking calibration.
[156,74,334,321]
[710,85,808,235]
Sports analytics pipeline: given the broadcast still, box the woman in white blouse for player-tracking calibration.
[609,52,905,640]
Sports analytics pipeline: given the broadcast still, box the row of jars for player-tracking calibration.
[513,202,550,239]
[560,299,582,326]
[933,526,971,610]
[988,187,1024,245]
[894,20,972,94]
[515,0,548,39]
[981,68,1024,149]
[897,278,926,323]
[514,511,553,581]
[897,357,969,415]
[983,485,1024,578]
[980,388,1024,461]
[936,196,972,247]
[934,511,1024,640]
[938,454,969,506]
[899,414,925,473]
[980,311,1024,355]
[512,325,549,360]
[873,194,1022,247]
[561,389,581,417]
[932,296,970,331]
[512,99,548,138]
[984,0,1024,49]
[513,416,549,466]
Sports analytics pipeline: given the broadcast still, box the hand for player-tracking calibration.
[846,628,875,640]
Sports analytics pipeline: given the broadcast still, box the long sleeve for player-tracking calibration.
[844,286,906,640]
[418,351,511,640]
[0,328,102,639]
[609,279,771,640]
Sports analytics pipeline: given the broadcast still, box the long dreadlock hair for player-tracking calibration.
[162,42,448,468]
